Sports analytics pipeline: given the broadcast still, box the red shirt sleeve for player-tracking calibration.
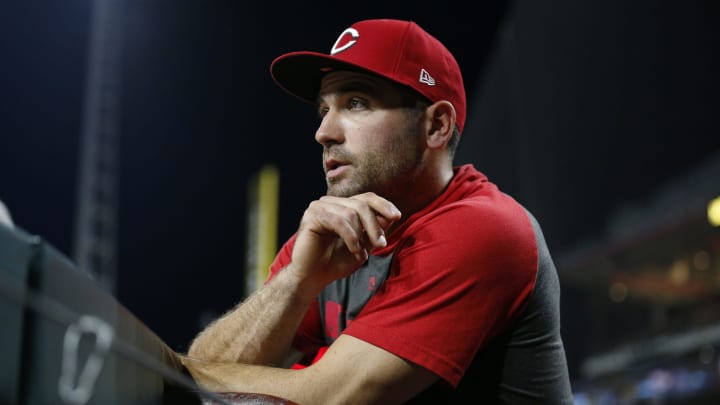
[342,196,538,387]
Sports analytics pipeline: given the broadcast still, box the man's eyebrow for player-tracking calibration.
[317,80,383,104]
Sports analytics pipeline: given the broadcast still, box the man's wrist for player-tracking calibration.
[279,263,325,304]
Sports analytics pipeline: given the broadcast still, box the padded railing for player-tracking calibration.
[0,224,295,405]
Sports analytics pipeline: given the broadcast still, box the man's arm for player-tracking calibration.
[187,193,402,366]
[182,334,439,405]
[187,263,319,365]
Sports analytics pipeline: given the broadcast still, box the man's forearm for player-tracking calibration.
[182,334,436,405]
[180,355,308,404]
[187,265,319,365]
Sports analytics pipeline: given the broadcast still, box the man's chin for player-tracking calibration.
[326,180,360,198]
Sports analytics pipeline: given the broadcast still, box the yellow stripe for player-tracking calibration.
[255,165,279,289]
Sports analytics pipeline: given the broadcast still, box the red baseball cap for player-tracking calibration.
[270,19,467,134]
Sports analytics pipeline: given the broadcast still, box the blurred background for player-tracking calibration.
[1,0,719,403]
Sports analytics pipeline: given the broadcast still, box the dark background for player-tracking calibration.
[1,0,718,384]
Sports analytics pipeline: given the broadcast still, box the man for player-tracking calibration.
[182,19,573,404]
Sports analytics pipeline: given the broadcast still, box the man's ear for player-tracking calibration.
[425,101,456,149]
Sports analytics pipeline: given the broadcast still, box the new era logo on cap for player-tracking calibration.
[270,19,467,134]
[419,69,436,86]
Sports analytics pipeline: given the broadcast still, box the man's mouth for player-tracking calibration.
[325,159,349,178]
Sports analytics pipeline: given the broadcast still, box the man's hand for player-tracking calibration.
[289,192,401,288]
[187,193,398,365]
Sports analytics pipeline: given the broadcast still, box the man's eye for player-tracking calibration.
[349,98,366,110]
[318,107,329,119]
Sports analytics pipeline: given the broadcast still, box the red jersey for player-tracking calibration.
[268,164,538,387]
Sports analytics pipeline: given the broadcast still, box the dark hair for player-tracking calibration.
[447,125,460,159]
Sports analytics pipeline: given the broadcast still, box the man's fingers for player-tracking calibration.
[293,193,400,282]
[351,193,401,248]
[319,193,401,249]
[306,199,369,257]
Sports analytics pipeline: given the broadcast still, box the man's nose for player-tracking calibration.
[315,110,344,146]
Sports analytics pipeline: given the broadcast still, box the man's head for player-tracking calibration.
[270,19,466,135]
[270,19,464,206]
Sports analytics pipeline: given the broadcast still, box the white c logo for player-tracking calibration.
[330,28,359,55]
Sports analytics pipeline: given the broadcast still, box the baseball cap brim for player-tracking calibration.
[270,51,389,106]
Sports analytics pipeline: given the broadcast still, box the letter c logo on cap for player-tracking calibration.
[330,28,359,55]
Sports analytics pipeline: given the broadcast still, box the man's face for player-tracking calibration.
[315,71,425,198]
